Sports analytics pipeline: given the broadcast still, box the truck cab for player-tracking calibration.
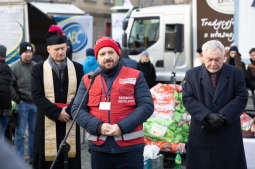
[122,4,192,83]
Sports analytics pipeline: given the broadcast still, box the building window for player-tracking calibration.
[106,22,111,36]
[84,0,96,2]
[104,0,114,5]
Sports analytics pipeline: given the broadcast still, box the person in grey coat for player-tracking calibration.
[10,42,37,164]
[182,40,248,169]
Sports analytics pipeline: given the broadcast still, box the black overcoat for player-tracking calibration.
[182,64,248,169]
[31,60,84,169]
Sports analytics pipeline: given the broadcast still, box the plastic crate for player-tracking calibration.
[144,154,164,169]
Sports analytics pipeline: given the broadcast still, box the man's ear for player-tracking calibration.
[47,46,51,54]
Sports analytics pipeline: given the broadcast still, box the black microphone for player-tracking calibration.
[88,67,103,79]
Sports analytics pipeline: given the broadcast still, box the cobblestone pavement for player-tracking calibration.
[81,137,91,169]
[23,93,255,169]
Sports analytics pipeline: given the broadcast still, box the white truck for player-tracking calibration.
[0,0,93,64]
[122,4,191,83]
[122,1,234,83]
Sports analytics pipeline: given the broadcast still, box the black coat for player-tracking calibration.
[137,61,156,88]
[31,60,84,169]
[182,64,248,169]
[246,63,255,91]
[0,63,12,109]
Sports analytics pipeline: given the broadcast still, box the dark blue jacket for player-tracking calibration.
[137,61,156,88]
[72,63,154,153]
[182,64,248,169]
[120,57,138,70]
[0,62,12,110]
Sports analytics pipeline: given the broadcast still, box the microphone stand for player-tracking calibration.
[50,77,96,169]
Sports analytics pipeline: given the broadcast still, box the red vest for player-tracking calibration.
[83,66,144,147]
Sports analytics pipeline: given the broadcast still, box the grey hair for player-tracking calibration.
[202,40,225,56]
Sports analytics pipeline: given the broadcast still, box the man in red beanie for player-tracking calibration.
[72,36,154,169]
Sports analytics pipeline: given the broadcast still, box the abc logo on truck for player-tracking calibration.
[63,22,88,53]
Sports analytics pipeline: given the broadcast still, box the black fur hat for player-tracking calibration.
[46,25,67,46]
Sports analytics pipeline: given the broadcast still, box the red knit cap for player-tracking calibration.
[94,36,120,59]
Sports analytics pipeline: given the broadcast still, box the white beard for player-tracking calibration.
[207,68,220,73]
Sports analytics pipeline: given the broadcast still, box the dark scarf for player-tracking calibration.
[48,56,67,81]
[207,70,221,91]
[250,59,255,65]
[0,56,5,63]
[138,61,152,74]
[229,57,235,65]
[139,61,150,66]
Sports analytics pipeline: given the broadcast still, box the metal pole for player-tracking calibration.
[50,77,96,169]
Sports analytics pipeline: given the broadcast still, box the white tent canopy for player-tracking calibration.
[30,2,85,16]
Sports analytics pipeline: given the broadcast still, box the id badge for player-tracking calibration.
[99,102,111,110]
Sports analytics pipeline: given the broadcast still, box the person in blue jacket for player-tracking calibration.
[83,48,98,75]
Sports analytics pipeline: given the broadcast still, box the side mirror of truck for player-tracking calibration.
[122,32,127,47]
[122,18,129,31]
[165,24,184,52]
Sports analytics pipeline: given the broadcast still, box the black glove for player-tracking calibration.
[218,114,227,124]
[203,113,225,130]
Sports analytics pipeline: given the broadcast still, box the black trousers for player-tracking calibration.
[90,150,144,169]
[0,89,11,110]
[251,90,255,109]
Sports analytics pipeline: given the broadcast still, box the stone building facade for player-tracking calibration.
[42,0,114,43]
[33,0,191,43]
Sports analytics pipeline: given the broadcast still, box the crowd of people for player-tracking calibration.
[0,25,155,169]
[0,24,253,169]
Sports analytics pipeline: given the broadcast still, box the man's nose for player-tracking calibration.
[59,49,65,54]
[105,53,111,59]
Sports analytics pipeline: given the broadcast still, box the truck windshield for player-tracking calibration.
[128,17,159,50]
